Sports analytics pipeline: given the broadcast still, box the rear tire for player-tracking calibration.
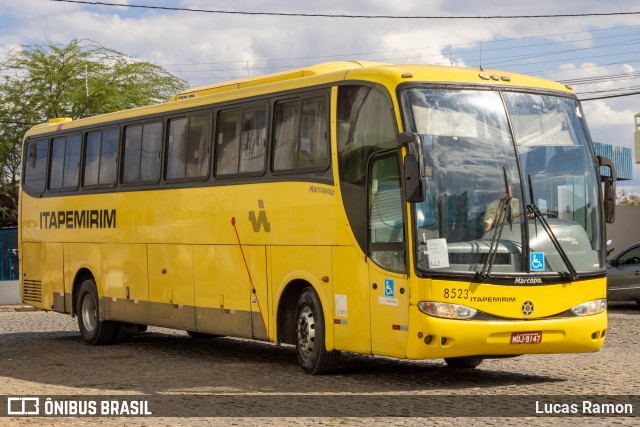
[444,356,483,369]
[77,278,117,345]
[295,287,340,374]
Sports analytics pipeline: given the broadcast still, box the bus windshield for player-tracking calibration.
[401,88,604,278]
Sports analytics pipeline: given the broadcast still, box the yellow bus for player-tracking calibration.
[19,61,616,374]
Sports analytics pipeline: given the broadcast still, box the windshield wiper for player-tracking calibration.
[478,168,511,280]
[527,174,577,281]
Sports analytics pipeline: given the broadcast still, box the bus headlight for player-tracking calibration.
[571,299,606,316]
[418,301,477,319]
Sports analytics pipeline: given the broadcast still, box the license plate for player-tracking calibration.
[510,331,542,344]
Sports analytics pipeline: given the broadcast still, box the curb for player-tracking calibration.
[0,305,40,312]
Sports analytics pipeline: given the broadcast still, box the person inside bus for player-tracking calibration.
[216,138,239,175]
[482,186,523,233]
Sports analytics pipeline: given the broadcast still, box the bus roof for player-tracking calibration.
[25,61,573,137]
[169,61,388,101]
[171,61,572,101]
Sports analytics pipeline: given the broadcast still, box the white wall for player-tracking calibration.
[0,280,21,305]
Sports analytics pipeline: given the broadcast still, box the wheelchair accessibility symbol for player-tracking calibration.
[384,278,394,297]
[530,252,545,271]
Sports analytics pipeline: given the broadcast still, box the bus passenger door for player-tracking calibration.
[367,152,410,357]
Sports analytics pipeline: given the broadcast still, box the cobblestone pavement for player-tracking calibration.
[0,302,638,426]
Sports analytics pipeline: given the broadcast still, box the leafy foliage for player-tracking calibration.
[616,188,640,206]
[0,39,189,226]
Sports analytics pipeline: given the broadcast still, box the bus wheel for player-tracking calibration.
[77,278,116,345]
[444,356,483,369]
[295,287,340,374]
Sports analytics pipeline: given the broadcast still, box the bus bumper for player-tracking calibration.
[406,306,607,359]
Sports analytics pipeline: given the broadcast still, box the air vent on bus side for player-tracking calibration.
[22,280,42,303]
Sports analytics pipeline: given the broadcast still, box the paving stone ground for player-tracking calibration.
[0,301,638,426]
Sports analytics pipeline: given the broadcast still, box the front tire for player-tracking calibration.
[295,287,340,374]
[77,278,116,345]
[444,356,483,369]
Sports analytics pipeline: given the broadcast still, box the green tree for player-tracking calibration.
[0,39,189,226]
[616,188,640,206]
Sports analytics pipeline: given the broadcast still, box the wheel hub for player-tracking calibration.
[81,294,97,333]
[296,306,315,358]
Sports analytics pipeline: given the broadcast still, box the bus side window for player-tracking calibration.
[273,100,300,171]
[216,106,267,177]
[140,122,162,182]
[84,131,101,186]
[167,115,210,181]
[239,106,267,173]
[216,109,241,175]
[49,137,66,189]
[299,96,328,169]
[273,95,329,172]
[337,85,397,254]
[83,128,119,187]
[167,118,188,180]
[124,122,163,184]
[64,135,81,189]
[49,134,81,190]
[99,129,119,185]
[23,139,48,193]
[123,125,143,183]
[185,116,211,178]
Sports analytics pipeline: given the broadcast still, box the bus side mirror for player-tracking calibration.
[597,156,616,223]
[404,153,425,203]
[603,177,615,223]
[397,132,426,203]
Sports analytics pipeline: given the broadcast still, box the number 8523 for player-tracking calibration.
[443,288,469,299]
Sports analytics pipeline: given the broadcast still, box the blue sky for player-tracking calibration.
[1,0,639,190]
